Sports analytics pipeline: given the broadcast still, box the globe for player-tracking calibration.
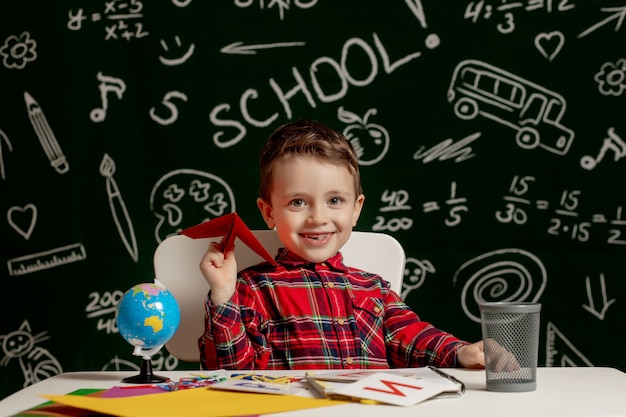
[115,281,180,383]
[116,281,181,351]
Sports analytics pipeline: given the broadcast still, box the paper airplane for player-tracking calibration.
[179,212,277,265]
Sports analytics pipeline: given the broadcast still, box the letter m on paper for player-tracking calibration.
[364,379,423,396]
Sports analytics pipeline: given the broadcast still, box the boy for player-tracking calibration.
[198,118,485,370]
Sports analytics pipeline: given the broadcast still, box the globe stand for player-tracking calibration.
[122,357,169,384]
[121,345,168,384]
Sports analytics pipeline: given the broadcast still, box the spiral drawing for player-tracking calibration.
[452,248,547,323]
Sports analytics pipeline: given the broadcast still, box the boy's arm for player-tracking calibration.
[199,276,272,370]
[199,242,275,369]
[383,290,472,368]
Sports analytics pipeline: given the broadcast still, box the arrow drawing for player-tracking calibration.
[582,274,616,320]
[220,41,305,55]
[577,6,626,39]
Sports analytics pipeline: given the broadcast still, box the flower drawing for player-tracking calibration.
[0,31,37,70]
[594,59,626,97]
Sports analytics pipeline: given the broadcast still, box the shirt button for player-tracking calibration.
[345,357,354,365]
[327,282,335,288]
[320,262,327,267]
[373,306,381,313]
[337,318,345,325]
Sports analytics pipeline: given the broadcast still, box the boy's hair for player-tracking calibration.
[259,118,363,202]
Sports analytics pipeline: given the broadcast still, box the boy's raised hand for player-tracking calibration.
[200,240,238,305]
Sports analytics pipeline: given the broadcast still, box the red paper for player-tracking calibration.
[179,213,277,265]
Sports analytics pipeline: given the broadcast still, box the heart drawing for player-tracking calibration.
[535,31,565,61]
[8,204,37,240]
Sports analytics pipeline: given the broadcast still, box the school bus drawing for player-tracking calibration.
[447,60,574,155]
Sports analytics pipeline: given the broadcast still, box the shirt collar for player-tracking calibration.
[275,248,350,272]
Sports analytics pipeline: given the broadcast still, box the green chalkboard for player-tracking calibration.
[1,0,625,399]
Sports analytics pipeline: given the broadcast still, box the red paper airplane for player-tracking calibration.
[179,212,277,265]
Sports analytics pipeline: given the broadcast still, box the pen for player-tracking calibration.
[427,366,466,394]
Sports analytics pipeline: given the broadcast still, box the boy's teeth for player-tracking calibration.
[304,233,328,240]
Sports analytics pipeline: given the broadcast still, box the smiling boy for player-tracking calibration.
[198,118,485,370]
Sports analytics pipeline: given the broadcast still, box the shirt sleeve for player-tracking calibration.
[383,288,468,368]
[198,277,271,370]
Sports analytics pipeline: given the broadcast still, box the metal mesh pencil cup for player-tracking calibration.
[479,302,541,392]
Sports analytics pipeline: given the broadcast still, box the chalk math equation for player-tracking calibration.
[372,179,626,246]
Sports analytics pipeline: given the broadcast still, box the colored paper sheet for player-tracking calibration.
[100,386,165,398]
[179,212,277,265]
[11,389,105,417]
[42,387,346,417]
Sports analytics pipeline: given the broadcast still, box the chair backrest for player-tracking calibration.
[154,230,406,362]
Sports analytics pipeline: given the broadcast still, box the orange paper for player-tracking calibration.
[179,212,277,265]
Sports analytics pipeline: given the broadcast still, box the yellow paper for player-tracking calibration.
[42,387,346,417]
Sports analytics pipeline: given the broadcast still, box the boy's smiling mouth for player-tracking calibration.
[301,232,334,241]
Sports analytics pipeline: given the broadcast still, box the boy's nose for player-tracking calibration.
[307,206,328,224]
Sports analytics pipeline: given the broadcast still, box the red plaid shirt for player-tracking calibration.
[199,248,468,370]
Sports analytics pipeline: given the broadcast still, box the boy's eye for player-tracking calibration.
[290,199,305,207]
[329,197,343,206]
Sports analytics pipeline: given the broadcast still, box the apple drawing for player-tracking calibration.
[338,106,390,166]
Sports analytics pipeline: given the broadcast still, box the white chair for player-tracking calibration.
[154,230,406,362]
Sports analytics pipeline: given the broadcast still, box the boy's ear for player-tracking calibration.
[352,194,365,227]
[257,197,275,229]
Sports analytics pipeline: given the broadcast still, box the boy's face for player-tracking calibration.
[257,156,364,263]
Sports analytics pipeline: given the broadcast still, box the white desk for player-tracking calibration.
[1,367,625,417]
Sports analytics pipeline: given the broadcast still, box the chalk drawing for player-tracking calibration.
[86,290,125,334]
[150,169,236,243]
[401,257,435,300]
[67,2,148,41]
[0,31,37,69]
[580,127,626,170]
[534,31,564,61]
[582,273,616,320]
[149,91,188,125]
[0,321,63,388]
[453,248,547,323]
[403,0,427,28]
[100,154,139,262]
[7,243,87,276]
[7,204,37,240]
[221,41,306,55]
[546,322,593,367]
[233,0,319,21]
[101,350,178,372]
[578,6,626,39]
[338,106,390,166]
[90,72,127,123]
[448,60,574,156]
[0,128,12,179]
[100,153,139,262]
[210,32,428,148]
[24,92,69,174]
[159,36,195,65]
[594,59,626,97]
[413,132,479,163]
